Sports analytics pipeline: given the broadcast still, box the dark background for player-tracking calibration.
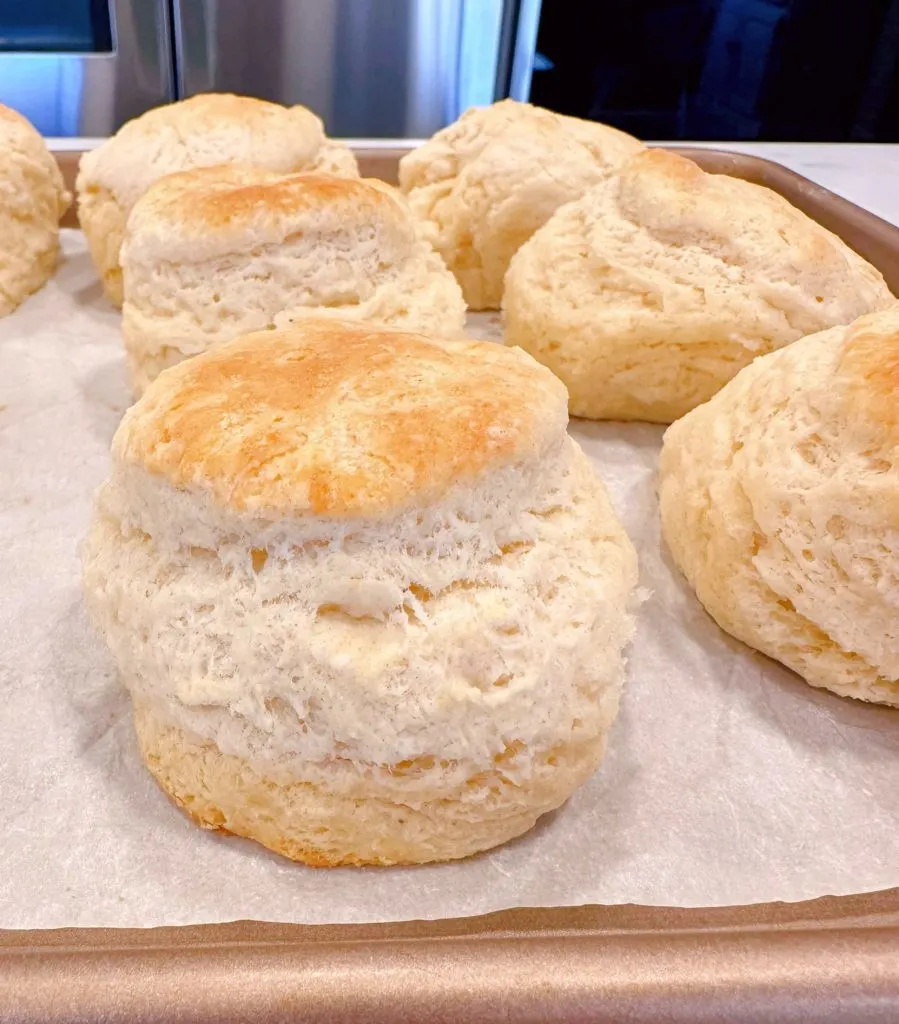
[530,0,899,140]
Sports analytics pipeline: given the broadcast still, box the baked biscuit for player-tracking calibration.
[399,99,643,310]
[83,319,638,865]
[660,308,899,705]
[77,93,358,306]
[504,149,894,422]
[120,165,465,394]
[0,104,70,315]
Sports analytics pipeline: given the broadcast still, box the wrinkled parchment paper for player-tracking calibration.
[3,233,899,929]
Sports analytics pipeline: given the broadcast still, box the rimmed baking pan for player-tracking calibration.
[55,144,899,295]
[3,890,899,1023]
[4,145,899,1024]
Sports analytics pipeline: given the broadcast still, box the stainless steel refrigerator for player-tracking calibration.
[0,0,541,137]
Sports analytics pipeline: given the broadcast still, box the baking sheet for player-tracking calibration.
[3,232,899,930]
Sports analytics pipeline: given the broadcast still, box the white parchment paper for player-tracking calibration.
[2,233,899,930]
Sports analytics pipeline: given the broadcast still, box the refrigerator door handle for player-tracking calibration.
[507,0,542,102]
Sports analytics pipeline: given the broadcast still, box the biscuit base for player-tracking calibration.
[0,242,59,317]
[132,700,608,867]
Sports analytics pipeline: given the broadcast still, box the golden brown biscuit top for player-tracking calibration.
[123,165,410,263]
[114,92,316,138]
[0,101,52,150]
[0,102,34,129]
[77,93,344,209]
[114,319,569,517]
[837,308,899,440]
[134,165,402,229]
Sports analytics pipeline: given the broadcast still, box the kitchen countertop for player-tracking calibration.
[678,142,899,228]
[50,138,899,228]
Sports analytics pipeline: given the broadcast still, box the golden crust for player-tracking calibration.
[0,103,71,314]
[98,92,321,146]
[114,319,569,517]
[75,92,358,213]
[0,101,71,218]
[134,700,604,867]
[635,146,702,184]
[147,92,295,125]
[126,165,408,259]
[621,149,852,270]
[502,147,894,422]
[75,93,358,306]
[138,165,401,227]
[0,102,41,130]
[837,308,899,442]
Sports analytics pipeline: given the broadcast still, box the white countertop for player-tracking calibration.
[676,143,899,228]
[51,138,899,228]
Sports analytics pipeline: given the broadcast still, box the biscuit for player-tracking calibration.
[504,149,895,422]
[76,93,358,306]
[398,99,643,310]
[120,165,466,394]
[0,104,70,315]
[83,319,638,865]
[660,308,899,706]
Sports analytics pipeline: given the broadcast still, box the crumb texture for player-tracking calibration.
[120,167,465,394]
[83,322,638,861]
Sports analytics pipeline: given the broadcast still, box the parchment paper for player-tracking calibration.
[3,233,899,930]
